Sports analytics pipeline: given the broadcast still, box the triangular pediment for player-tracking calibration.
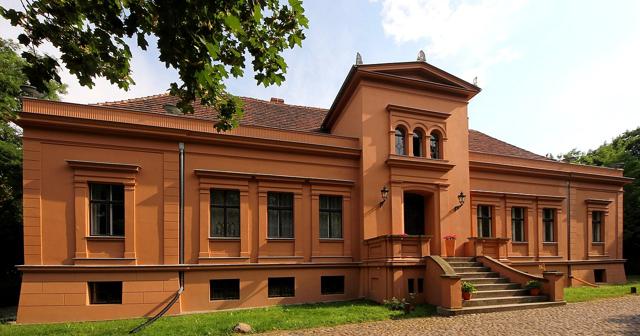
[360,62,479,92]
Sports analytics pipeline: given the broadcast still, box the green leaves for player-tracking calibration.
[1,0,309,131]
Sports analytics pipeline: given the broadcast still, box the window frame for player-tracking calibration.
[210,279,240,301]
[319,195,343,239]
[412,129,424,157]
[88,281,122,305]
[543,208,556,242]
[268,277,295,298]
[477,205,492,238]
[511,207,526,242]
[592,211,604,243]
[395,127,407,155]
[210,189,241,238]
[89,183,125,237]
[267,192,295,239]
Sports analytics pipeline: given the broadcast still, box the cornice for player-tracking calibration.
[17,262,363,272]
[386,104,451,119]
[471,190,565,202]
[66,160,141,173]
[194,169,355,185]
[585,198,613,206]
[387,154,454,172]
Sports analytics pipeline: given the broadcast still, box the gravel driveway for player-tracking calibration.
[269,295,640,336]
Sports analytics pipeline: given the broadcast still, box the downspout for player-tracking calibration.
[129,142,186,333]
[567,174,573,282]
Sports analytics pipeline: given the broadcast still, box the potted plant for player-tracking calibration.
[525,280,542,296]
[443,234,456,257]
[461,281,476,300]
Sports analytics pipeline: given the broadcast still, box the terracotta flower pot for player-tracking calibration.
[529,288,540,296]
[462,292,471,300]
[445,239,456,257]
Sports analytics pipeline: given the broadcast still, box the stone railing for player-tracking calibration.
[467,237,510,260]
[364,234,432,261]
[425,255,462,312]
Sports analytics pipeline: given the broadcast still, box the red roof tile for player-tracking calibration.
[96,93,548,160]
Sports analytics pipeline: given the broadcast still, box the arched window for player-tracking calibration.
[413,129,423,157]
[430,132,441,159]
[395,127,406,155]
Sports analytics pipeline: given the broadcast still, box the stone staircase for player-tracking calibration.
[442,257,566,315]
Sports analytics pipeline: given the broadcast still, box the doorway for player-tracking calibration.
[404,193,425,235]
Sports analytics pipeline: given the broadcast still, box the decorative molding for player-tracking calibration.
[585,198,613,206]
[386,154,454,172]
[194,169,355,185]
[66,160,140,173]
[386,104,451,119]
[471,190,565,202]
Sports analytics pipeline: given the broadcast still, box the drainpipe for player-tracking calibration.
[567,174,573,282]
[129,142,186,333]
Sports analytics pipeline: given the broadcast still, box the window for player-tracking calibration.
[511,207,526,242]
[407,278,415,294]
[395,127,406,155]
[413,130,423,157]
[210,279,240,300]
[268,192,294,238]
[594,269,606,283]
[268,277,295,297]
[417,278,424,293]
[543,208,556,242]
[477,205,492,238]
[88,281,122,304]
[592,211,604,243]
[321,276,345,295]
[210,189,240,238]
[89,183,124,236]
[320,195,342,239]
[430,132,441,159]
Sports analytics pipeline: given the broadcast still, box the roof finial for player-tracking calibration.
[355,52,363,65]
[473,76,478,86]
[417,50,426,62]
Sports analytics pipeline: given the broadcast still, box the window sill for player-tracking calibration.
[267,238,295,241]
[511,241,528,244]
[85,236,125,241]
[592,242,605,245]
[320,238,344,242]
[209,237,241,241]
[543,242,558,245]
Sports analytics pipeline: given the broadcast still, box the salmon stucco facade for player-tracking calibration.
[16,60,630,323]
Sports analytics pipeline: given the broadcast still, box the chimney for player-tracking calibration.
[270,97,284,104]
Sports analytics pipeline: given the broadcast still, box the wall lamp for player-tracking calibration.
[379,185,390,207]
[453,192,466,211]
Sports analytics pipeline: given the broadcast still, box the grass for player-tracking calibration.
[0,300,436,336]
[564,275,640,303]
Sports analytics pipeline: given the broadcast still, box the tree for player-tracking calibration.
[1,0,309,131]
[0,38,66,306]
[558,128,640,274]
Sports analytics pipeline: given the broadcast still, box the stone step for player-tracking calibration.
[463,295,548,308]
[473,283,521,290]
[442,257,476,262]
[459,272,500,279]
[473,289,530,298]
[438,301,566,316]
[452,266,491,273]
[464,277,510,284]
[447,262,483,268]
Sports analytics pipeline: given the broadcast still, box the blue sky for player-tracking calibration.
[2,0,639,156]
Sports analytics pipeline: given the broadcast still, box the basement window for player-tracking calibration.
[408,278,415,294]
[210,279,240,300]
[417,278,424,293]
[268,277,295,298]
[88,281,122,304]
[594,269,606,283]
[321,276,345,295]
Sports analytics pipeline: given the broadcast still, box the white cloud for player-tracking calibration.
[378,0,527,85]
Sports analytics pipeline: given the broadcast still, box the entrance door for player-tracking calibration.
[404,193,425,235]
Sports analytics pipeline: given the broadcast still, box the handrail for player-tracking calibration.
[479,255,546,282]
[428,255,460,278]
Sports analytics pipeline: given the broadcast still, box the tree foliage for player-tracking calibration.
[0,38,66,306]
[1,0,309,131]
[558,128,640,274]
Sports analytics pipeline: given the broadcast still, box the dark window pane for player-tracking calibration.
[280,210,293,238]
[320,195,329,209]
[280,193,293,207]
[112,203,125,236]
[211,207,226,237]
[226,208,240,237]
[430,133,440,159]
[477,205,492,238]
[89,183,125,237]
[330,196,342,210]
[210,279,240,300]
[226,190,240,206]
[268,193,278,207]
[417,278,424,293]
[91,202,108,235]
[268,209,279,238]
[268,277,295,297]
[413,131,423,157]
[320,212,330,238]
[211,189,225,206]
[90,184,110,201]
[321,276,345,295]
[111,185,124,202]
[330,212,342,238]
[89,282,122,304]
[395,128,406,155]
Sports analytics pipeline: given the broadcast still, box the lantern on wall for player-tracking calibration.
[379,185,390,207]
[454,192,466,211]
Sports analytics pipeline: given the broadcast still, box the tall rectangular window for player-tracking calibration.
[477,205,492,238]
[407,278,415,294]
[321,276,345,295]
[210,189,240,238]
[511,207,526,242]
[268,277,295,297]
[268,192,294,238]
[543,208,556,242]
[89,183,124,236]
[320,195,343,239]
[88,281,122,304]
[417,278,424,293]
[210,279,240,300]
[592,211,604,243]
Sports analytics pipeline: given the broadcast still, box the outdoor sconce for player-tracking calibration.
[453,192,466,211]
[379,185,390,207]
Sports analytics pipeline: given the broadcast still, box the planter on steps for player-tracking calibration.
[444,239,456,256]
[462,292,471,300]
[529,288,540,296]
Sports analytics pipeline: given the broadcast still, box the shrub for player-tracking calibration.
[525,280,542,289]
[383,297,407,311]
[461,281,477,293]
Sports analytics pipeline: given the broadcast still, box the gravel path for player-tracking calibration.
[268,295,640,336]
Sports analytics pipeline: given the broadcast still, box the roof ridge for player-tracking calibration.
[237,96,328,112]
[94,92,171,106]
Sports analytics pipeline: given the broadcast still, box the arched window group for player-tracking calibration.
[394,126,442,159]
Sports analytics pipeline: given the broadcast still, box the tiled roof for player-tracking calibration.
[96,93,548,160]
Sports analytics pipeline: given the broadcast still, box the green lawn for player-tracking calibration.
[564,275,640,303]
[0,300,436,336]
